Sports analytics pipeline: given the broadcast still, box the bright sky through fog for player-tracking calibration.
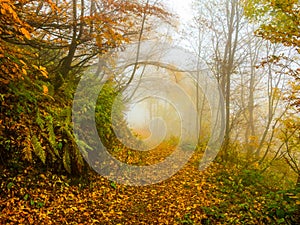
[161,0,195,48]
[125,0,195,136]
[164,0,194,23]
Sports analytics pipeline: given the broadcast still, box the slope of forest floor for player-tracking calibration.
[1,151,299,225]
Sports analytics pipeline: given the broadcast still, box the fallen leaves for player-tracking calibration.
[2,149,297,224]
[0,151,221,224]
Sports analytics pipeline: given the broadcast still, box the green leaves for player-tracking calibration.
[110,181,117,189]
[23,193,29,201]
[6,182,14,190]
[94,81,127,150]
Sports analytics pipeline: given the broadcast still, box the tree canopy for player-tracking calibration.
[243,0,299,51]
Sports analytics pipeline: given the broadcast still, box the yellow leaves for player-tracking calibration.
[248,135,259,147]
[272,87,282,99]
[40,174,47,180]
[32,65,39,69]
[42,85,48,95]
[150,189,157,195]
[33,65,48,78]
[22,68,27,76]
[39,67,48,78]
[253,162,260,169]
[5,152,295,225]
[289,80,300,91]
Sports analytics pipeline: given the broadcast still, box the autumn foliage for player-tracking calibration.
[1,0,300,224]
[0,0,168,173]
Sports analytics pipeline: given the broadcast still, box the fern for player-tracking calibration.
[76,139,93,153]
[45,115,59,157]
[36,110,44,129]
[74,147,84,173]
[61,124,84,173]
[22,135,33,162]
[31,135,46,164]
[63,146,71,173]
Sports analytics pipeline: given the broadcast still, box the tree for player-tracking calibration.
[242,0,300,187]
[0,0,169,173]
[192,0,246,160]
[18,0,169,90]
[242,0,299,108]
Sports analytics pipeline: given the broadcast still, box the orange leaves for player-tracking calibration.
[42,85,49,95]
[0,45,47,84]
[19,27,31,40]
[0,0,32,40]
[0,0,35,85]
[0,1,18,19]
